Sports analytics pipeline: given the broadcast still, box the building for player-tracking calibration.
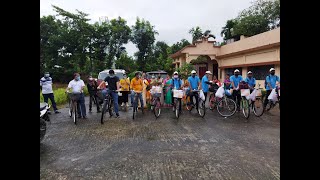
[170,27,280,87]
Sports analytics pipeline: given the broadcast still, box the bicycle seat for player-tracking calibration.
[40,103,48,111]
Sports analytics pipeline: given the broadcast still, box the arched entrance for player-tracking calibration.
[190,55,219,79]
[212,59,218,79]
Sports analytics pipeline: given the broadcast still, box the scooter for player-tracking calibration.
[40,102,50,143]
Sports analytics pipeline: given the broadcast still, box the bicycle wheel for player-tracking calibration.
[217,97,236,117]
[100,100,108,124]
[73,102,77,125]
[209,94,216,111]
[241,98,250,119]
[154,98,161,118]
[68,100,72,117]
[198,99,206,118]
[175,98,180,119]
[253,98,264,117]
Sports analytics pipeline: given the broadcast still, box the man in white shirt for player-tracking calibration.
[66,73,87,119]
[40,72,60,113]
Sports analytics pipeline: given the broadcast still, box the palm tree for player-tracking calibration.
[221,19,237,40]
[189,26,203,43]
[203,30,216,39]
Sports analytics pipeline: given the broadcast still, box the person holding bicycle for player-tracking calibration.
[87,76,101,113]
[264,68,280,109]
[171,71,183,112]
[130,72,144,113]
[201,70,212,103]
[230,69,243,111]
[187,70,202,111]
[66,73,87,119]
[99,70,120,118]
[245,71,256,93]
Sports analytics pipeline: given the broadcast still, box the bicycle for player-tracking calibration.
[265,86,280,111]
[132,90,144,120]
[67,92,82,125]
[100,90,116,124]
[234,87,250,120]
[172,89,183,119]
[186,89,206,118]
[208,84,237,117]
[250,84,264,117]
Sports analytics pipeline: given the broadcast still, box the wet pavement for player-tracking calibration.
[40,96,280,180]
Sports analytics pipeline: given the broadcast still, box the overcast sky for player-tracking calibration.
[40,0,253,56]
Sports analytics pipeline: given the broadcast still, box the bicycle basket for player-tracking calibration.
[68,93,81,101]
[173,90,184,98]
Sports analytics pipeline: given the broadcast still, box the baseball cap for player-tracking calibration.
[173,71,178,75]
[234,69,240,73]
[247,71,252,74]
[205,71,212,74]
[191,70,196,74]
[269,68,275,72]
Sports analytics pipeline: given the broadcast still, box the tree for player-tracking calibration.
[115,53,137,73]
[176,63,194,80]
[131,18,158,71]
[170,39,191,54]
[221,19,238,40]
[189,26,203,43]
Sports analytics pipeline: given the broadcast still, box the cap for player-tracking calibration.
[269,68,275,72]
[173,71,178,75]
[247,71,252,74]
[151,75,155,78]
[191,70,196,74]
[234,69,240,73]
[205,71,212,74]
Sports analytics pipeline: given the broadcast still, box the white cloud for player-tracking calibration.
[40,0,253,56]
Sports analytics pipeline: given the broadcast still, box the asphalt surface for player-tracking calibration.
[40,96,280,180]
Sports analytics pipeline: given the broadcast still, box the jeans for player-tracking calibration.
[131,91,144,108]
[108,90,119,114]
[77,93,86,117]
[42,93,58,111]
[102,89,108,98]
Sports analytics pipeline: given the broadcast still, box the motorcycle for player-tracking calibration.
[40,102,50,143]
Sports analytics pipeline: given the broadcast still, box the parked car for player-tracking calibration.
[97,69,126,85]
[146,70,168,80]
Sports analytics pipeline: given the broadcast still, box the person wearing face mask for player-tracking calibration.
[201,71,212,103]
[87,75,101,113]
[101,70,120,118]
[264,68,280,108]
[230,69,243,110]
[187,70,201,111]
[130,72,144,112]
[119,73,130,107]
[40,72,60,114]
[245,71,256,92]
[66,73,87,118]
[171,71,183,111]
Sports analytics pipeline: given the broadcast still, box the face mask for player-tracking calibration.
[44,74,50,78]
[174,75,178,79]
[109,74,115,78]
[158,76,161,79]
[235,74,239,77]
[76,76,80,81]
[270,72,275,75]
[192,74,195,77]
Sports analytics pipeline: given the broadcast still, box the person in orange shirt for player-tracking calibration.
[130,72,144,111]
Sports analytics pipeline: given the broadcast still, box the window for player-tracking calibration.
[225,67,242,77]
[248,65,274,80]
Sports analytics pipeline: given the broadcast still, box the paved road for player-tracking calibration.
[40,97,280,180]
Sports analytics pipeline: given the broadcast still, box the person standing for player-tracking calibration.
[264,68,280,108]
[40,72,60,114]
[130,72,144,113]
[230,69,243,110]
[201,71,212,103]
[164,75,173,106]
[188,70,201,110]
[66,73,87,118]
[119,73,130,107]
[87,76,101,113]
[142,73,149,108]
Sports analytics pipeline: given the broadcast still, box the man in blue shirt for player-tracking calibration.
[264,68,280,108]
[171,71,183,112]
[201,70,212,103]
[230,69,243,109]
[188,70,201,110]
[245,71,256,93]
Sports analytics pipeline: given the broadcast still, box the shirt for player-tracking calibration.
[266,75,280,90]
[120,78,130,91]
[130,77,143,92]
[87,80,98,94]
[40,77,53,94]
[245,77,256,88]
[104,76,120,91]
[68,79,85,93]
[188,76,200,90]
[230,75,243,88]
[201,75,209,92]
[172,78,183,89]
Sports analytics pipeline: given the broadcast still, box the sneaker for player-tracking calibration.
[116,113,120,118]
[54,110,61,114]
[121,103,124,107]
[126,103,130,107]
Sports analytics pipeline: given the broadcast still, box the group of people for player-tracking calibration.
[40,67,280,120]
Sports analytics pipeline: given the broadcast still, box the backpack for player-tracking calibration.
[265,75,279,89]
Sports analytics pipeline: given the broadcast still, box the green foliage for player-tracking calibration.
[170,39,191,54]
[189,26,203,43]
[176,63,194,80]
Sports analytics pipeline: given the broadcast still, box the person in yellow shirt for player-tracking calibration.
[130,72,144,111]
[119,73,130,107]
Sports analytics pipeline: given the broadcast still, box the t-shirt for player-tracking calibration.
[230,75,243,88]
[130,77,143,92]
[188,76,200,90]
[266,75,280,90]
[201,75,209,93]
[245,77,256,88]
[104,76,120,91]
[120,78,130,91]
[68,79,85,93]
[172,78,183,89]
[40,77,53,94]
